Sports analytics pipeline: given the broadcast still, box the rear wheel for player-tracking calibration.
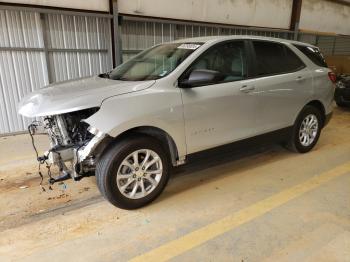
[286,105,322,153]
[96,135,170,209]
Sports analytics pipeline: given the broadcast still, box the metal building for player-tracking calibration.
[0,2,349,135]
[0,7,112,135]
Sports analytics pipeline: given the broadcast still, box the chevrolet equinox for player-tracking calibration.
[18,36,335,209]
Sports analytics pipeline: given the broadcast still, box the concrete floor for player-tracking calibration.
[0,106,349,262]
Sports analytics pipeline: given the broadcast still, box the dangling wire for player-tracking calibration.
[28,122,41,160]
[28,122,54,191]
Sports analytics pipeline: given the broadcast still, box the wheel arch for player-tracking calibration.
[100,126,181,167]
[305,100,326,127]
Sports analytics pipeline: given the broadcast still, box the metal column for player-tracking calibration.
[111,0,123,67]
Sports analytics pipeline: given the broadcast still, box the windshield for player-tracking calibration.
[103,43,203,81]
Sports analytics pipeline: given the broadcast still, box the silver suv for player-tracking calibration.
[19,36,335,209]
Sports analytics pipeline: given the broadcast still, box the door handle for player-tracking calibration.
[239,85,255,93]
[296,76,305,81]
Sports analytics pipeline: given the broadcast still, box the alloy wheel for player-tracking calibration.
[299,114,319,147]
[116,149,163,199]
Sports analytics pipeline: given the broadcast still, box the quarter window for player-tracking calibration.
[284,46,306,71]
[253,41,305,76]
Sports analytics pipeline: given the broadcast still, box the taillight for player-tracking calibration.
[328,72,337,84]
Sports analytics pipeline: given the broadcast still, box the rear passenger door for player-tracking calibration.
[249,40,313,134]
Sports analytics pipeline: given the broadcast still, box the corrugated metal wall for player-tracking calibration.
[45,14,112,82]
[0,10,47,134]
[121,17,294,61]
[331,36,350,56]
[0,9,112,135]
[317,36,336,55]
[299,33,350,56]
[120,16,350,61]
[1,10,349,135]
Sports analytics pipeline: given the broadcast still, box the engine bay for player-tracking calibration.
[28,107,103,187]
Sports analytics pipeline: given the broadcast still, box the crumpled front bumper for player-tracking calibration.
[46,128,106,180]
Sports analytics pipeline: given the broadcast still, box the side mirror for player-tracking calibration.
[178,69,224,88]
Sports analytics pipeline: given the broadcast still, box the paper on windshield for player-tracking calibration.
[177,43,201,50]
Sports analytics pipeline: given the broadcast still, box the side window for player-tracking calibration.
[253,41,304,76]
[253,41,286,76]
[284,46,305,71]
[184,41,247,85]
[293,44,328,68]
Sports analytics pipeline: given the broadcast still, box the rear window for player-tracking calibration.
[293,44,328,68]
[252,41,305,76]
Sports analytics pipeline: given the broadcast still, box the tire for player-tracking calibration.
[286,105,322,153]
[96,135,170,209]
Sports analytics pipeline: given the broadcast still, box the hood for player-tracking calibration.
[18,76,155,117]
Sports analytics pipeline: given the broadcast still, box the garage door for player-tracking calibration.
[0,9,113,135]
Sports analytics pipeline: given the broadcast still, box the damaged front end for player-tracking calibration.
[17,75,156,187]
[29,108,109,184]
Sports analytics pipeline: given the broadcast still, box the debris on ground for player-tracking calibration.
[47,194,69,200]
[78,187,90,194]
[19,185,29,189]
[58,182,67,190]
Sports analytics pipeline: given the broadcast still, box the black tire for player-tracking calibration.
[286,105,322,153]
[96,135,170,209]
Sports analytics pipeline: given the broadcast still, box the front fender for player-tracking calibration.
[84,88,187,158]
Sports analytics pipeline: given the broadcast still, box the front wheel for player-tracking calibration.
[96,135,170,209]
[286,105,322,153]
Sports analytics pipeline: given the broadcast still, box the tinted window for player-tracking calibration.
[284,46,305,71]
[253,41,305,76]
[293,44,328,68]
[184,41,247,84]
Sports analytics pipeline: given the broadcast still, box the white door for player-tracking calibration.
[179,41,256,154]
[249,40,313,134]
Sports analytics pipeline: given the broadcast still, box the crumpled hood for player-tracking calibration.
[18,76,155,117]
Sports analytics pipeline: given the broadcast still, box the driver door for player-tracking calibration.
[179,40,257,154]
